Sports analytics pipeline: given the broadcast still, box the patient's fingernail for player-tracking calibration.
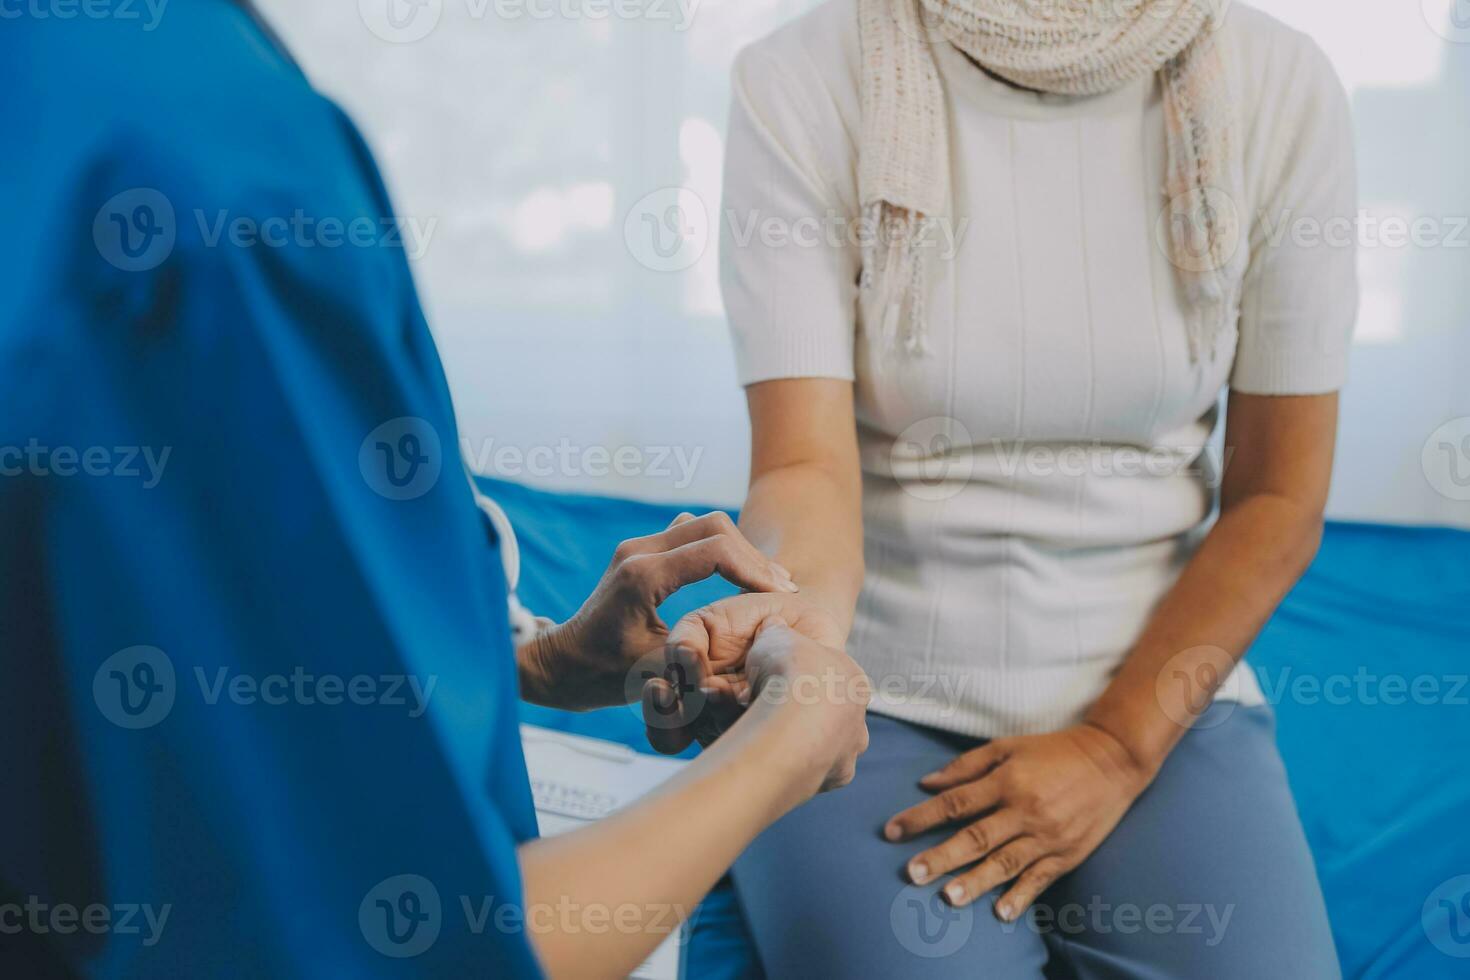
[996,902,1014,921]
[883,822,902,842]
[772,563,792,579]
[909,862,928,883]
[946,882,966,905]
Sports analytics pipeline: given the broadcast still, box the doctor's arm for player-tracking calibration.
[519,610,870,979]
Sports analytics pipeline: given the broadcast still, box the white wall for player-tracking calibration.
[260,0,1470,526]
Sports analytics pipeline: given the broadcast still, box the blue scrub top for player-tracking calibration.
[0,2,543,976]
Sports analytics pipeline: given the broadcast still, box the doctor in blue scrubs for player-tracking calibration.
[0,2,869,976]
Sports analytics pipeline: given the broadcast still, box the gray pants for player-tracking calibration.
[731,703,1340,979]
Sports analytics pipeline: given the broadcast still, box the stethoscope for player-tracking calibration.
[469,475,547,646]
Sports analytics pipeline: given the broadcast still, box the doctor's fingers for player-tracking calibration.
[614,535,797,607]
[612,512,795,593]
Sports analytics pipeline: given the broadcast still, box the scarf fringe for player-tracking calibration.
[862,202,931,359]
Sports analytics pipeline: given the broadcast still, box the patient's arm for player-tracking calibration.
[1083,391,1338,767]
[518,620,870,979]
[738,379,866,640]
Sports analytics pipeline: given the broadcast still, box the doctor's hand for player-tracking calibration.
[641,608,870,794]
[516,512,797,711]
[883,724,1151,921]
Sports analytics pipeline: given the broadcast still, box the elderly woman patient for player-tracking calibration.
[715,0,1354,975]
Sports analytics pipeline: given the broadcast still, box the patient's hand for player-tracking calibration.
[883,724,1151,920]
[638,593,863,762]
[516,512,797,711]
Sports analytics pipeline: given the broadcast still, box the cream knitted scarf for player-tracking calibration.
[858,0,1245,363]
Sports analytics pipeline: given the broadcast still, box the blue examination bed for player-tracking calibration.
[482,476,1470,979]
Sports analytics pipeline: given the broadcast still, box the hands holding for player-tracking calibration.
[640,593,869,794]
[517,511,797,711]
[517,511,869,798]
[884,724,1152,920]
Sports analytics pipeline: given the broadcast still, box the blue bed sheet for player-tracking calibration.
[480,476,1470,979]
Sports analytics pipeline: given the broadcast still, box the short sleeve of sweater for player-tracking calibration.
[1231,35,1359,395]
[720,40,861,385]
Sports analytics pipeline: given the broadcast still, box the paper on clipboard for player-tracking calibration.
[520,725,689,980]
